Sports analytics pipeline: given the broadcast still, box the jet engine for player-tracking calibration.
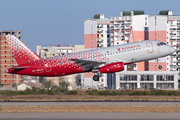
[99,62,124,73]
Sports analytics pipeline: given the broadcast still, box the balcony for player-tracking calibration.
[97,43,103,48]
[170,38,176,41]
[170,28,176,30]
[111,35,120,37]
[111,29,120,32]
[170,33,176,35]
[124,23,131,26]
[97,31,103,33]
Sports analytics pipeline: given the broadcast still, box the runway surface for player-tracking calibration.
[1,101,180,106]
[0,113,180,120]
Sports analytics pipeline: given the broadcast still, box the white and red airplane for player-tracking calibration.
[5,35,175,81]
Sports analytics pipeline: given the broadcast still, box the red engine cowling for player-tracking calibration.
[100,62,124,73]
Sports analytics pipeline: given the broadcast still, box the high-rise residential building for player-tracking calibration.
[83,10,180,89]
[110,10,180,72]
[83,14,110,88]
[148,10,180,72]
[110,10,149,71]
[0,31,23,88]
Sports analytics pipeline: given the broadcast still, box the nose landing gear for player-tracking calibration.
[158,65,162,69]
[157,58,162,69]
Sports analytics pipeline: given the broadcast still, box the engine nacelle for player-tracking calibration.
[100,62,124,73]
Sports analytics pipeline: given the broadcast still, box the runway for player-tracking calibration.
[0,113,180,120]
[1,101,180,106]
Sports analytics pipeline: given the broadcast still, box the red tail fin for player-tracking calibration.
[5,35,41,65]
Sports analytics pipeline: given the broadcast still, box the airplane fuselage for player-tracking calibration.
[7,40,175,76]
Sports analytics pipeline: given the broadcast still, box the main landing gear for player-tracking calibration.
[93,72,100,81]
[157,58,162,69]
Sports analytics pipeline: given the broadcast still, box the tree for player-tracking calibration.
[43,80,54,89]
[59,81,69,88]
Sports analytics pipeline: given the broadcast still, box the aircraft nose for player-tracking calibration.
[169,47,176,54]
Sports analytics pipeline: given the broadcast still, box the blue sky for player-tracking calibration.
[1,0,180,52]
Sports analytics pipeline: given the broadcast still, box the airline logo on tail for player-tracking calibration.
[6,35,41,65]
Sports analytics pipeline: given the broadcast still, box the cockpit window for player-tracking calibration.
[157,42,166,46]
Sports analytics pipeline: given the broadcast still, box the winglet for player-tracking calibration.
[5,35,41,65]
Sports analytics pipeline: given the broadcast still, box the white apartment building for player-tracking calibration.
[110,10,180,72]
[83,14,110,89]
[83,10,180,90]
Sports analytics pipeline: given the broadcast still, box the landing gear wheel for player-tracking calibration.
[93,75,99,81]
[158,65,162,69]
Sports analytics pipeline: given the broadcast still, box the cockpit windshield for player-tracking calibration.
[157,42,166,46]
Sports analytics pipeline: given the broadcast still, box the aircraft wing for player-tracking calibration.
[70,58,107,71]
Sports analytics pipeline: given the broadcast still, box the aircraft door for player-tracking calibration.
[146,42,154,53]
[44,62,51,72]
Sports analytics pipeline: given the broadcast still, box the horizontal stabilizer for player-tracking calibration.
[5,67,29,73]
[10,67,29,70]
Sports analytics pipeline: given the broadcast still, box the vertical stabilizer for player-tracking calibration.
[6,35,41,65]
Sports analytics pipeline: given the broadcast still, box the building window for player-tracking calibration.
[5,41,6,44]
[140,75,154,81]
[5,56,6,58]
[5,46,6,48]
[120,75,137,81]
[5,65,6,68]
[5,60,6,63]
[5,51,6,53]
[157,75,174,81]
[145,22,147,25]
